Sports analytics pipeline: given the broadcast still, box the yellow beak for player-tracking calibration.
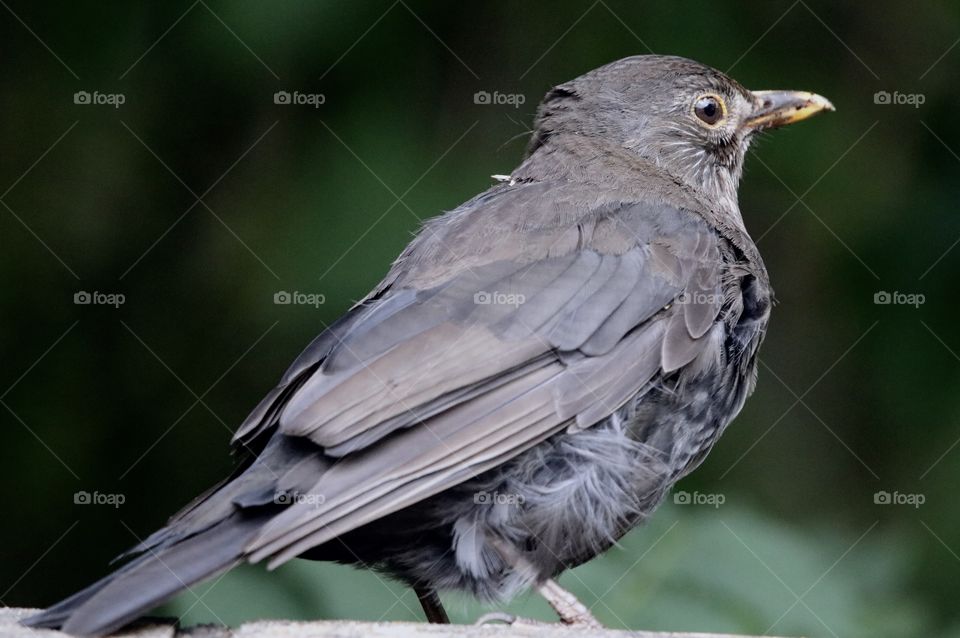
[745,90,835,130]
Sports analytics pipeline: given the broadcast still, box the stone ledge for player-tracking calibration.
[2,608,789,638]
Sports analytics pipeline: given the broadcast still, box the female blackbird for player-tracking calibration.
[25,55,832,635]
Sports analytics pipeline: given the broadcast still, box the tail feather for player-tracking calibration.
[20,552,154,629]
[23,432,321,636]
[23,513,266,636]
[113,434,321,564]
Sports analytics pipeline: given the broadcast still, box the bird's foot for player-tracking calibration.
[473,580,603,629]
[474,612,551,627]
[537,578,604,628]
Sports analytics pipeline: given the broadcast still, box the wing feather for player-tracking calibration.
[228,191,728,567]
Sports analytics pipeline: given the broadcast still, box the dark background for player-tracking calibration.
[2,2,958,636]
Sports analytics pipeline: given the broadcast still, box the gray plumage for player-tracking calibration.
[24,55,833,635]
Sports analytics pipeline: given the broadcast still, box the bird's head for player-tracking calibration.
[527,55,834,210]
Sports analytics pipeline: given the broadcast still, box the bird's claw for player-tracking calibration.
[474,612,549,627]
[558,610,604,628]
[474,610,602,629]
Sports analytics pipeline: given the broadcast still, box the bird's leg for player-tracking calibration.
[473,579,602,628]
[414,586,450,624]
[536,578,602,627]
[474,537,603,628]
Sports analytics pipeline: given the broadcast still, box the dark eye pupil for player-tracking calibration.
[695,97,722,124]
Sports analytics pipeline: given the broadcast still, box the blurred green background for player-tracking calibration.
[2,2,959,636]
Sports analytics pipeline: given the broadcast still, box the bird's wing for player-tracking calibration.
[234,181,723,567]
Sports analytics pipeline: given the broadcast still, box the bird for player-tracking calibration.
[24,54,833,635]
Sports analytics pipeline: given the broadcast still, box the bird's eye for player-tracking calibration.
[693,94,726,126]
